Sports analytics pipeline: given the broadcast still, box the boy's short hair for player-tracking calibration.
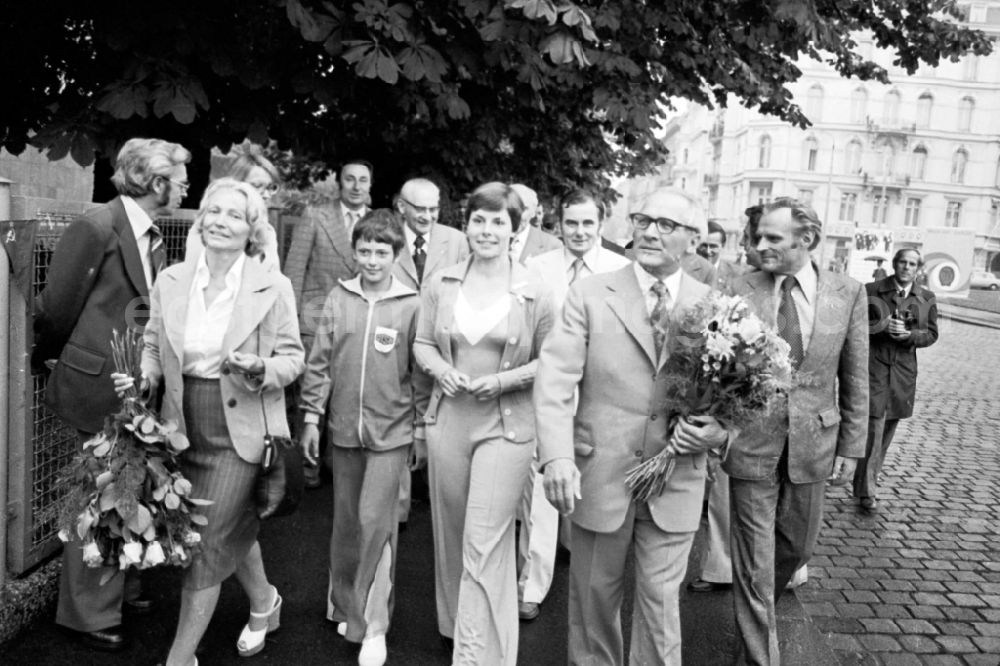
[352,208,405,255]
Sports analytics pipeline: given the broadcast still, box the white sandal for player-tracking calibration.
[237,585,282,657]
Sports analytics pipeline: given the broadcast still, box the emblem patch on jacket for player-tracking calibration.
[373,326,398,353]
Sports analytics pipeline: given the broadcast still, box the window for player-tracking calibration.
[872,194,890,226]
[750,182,773,205]
[904,198,921,227]
[945,201,962,227]
[958,97,974,132]
[875,139,896,177]
[916,93,933,128]
[850,88,868,123]
[806,85,824,121]
[803,137,819,172]
[683,148,689,163]
[883,90,901,125]
[911,146,928,180]
[844,139,863,174]
[757,135,772,168]
[963,55,979,81]
[951,149,968,184]
[839,193,858,221]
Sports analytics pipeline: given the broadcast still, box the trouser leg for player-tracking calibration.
[699,467,733,583]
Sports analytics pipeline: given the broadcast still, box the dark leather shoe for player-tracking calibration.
[440,635,454,653]
[76,626,127,652]
[687,578,732,593]
[518,601,540,621]
[125,593,155,615]
[860,497,879,513]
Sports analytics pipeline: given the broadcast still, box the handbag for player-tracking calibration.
[252,332,303,519]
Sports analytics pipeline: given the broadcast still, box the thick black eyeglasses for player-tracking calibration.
[629,213,695,235]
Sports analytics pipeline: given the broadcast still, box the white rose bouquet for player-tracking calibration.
[58,329,210,583]
[625,292,792,503]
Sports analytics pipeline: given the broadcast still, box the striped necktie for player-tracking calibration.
[569,257,585,285]
[149,224,166,283]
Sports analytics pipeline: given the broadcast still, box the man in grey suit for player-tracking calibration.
[285,159,372,353]
[392,178,469,290]
[34,137,191,651]
[535,187,735,665]
[725,197,868,665]
[510,183,562,264]
[698,219,747,291]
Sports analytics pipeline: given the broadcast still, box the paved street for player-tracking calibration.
[2,318,998,665]
[798,319,1000,665]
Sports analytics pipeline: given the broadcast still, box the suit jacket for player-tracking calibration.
[535,265,711,534]
[284,199,359,340]
[866,277,938,420]
[713,258,748,291]
[723,267,869,484]
[141,258,305,463]
[392,223,470,291]
[33,197,151,433]
[525,246,631,310]
[517,225,562,264]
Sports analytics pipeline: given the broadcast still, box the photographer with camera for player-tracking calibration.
[854,248,938,514]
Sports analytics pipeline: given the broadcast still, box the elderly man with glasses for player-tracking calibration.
[535,186,737,665]
[33,137,191,652]
[391,177,469,291]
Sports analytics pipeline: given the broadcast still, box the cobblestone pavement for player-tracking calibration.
[797,319,1000,665]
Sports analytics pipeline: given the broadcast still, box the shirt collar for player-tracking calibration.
[633,262,682,301]
[892,279,911,297]
[564,244,602,273]
[120,195,155,239]
[403,224,428,249]
[341,202,366,221]
[193,251,246,294]
[514,225,530,246]
[777,262,818,304]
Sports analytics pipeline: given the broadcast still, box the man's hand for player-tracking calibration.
[542,458,581,516]
[828,456,857,486]
[888,318,911,341]
[300,423,320,467]
[670,415,729,455]
[409,437,428,471]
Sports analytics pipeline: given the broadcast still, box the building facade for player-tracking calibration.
[615,5,1000,282]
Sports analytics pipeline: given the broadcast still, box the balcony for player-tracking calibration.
[865,116,916,140]
[709,122,725,142]
[703,173,720,187]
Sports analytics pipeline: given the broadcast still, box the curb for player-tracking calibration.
[937,302,1000,330]
[0,558,60,644]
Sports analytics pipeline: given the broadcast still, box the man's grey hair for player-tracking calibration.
[763,197,823,251]
[111,138,191,197]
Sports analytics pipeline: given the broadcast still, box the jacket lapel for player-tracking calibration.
[316,203,355,268]
[423,225,451,278]
[222,261,279,355]
[157,261,196,364]
[111,198,150,297]
[397,243,419,286]
[800,269,847,373]
[605,267,658,369]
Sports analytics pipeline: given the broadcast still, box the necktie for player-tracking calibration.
[345,210,357,234]
[148,224,165,284]
[778,276,804,369]
[413,234,426,284]
[650,280,671,359]
[569,257,585,285]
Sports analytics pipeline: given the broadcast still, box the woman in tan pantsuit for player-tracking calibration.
[115,178,304,666]
[414,182,554,665]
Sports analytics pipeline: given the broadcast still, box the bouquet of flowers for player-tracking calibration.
[625,292,792,503]
[58,329,210,583]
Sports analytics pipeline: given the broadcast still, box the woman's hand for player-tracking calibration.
[300,423,320,467]
[227,350,265,375]
[467,375,501,401]
[439,368,470,397]
[111,372,149,398]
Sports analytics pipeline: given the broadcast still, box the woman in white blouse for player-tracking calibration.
[413,182,554,665]
[116,178,304,666]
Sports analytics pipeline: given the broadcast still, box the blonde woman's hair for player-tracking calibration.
[193,178,270,257]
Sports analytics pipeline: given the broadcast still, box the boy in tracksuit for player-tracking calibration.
[299,209,428,666]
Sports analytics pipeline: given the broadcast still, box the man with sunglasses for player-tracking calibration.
[535,187,736,664]
[33,137,191,651]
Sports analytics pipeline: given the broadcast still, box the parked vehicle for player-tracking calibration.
[969,270,1000,290]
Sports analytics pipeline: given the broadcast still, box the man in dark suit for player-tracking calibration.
[536,187,735,664]
[698,219,747,291]
[726,197,868,665]
[853,248,938,514]
[285,159,372,354]
[34,137,191,651]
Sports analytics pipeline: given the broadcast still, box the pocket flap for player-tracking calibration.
[818,407,841,427]
[60,343,106,376]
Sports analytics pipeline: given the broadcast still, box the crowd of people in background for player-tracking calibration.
[34,137,939,666]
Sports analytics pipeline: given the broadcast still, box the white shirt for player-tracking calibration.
[403,224,429,256]
[120,196,156,289]
[341,203,367,233]
[774,263,818,352]
[634,263,683,318]
[182,253,246,378]
[892,279,911,298]
[509,226,531,260]
[564,245,602,282]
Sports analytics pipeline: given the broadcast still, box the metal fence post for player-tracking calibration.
[0,177,12,597]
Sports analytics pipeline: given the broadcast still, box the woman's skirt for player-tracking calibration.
[181,376,260,590]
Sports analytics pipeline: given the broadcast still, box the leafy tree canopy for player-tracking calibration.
[0,0,992,205]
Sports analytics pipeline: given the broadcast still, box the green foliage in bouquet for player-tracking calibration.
[58,330,210,583]
[626,293,792,503]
